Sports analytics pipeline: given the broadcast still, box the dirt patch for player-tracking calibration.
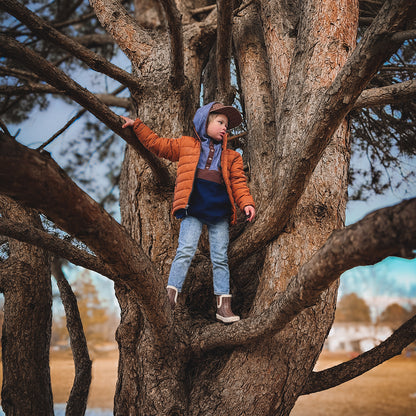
[292,352,416,416]
[50,350,118,409]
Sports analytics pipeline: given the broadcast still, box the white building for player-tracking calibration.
[325,323,392,353]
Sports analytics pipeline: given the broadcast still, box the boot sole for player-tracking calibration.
[216,313,240,323]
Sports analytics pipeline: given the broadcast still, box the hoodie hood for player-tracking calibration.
[193,102,215,141]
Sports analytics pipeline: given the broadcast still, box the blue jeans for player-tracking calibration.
[168,216,230,295]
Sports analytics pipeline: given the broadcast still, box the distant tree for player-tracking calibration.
[378,302,410,329]
[51,314,68,346]
[335,292,372,323]
[72,270,110,344]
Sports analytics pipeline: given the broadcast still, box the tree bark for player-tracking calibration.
[0,197,53,415]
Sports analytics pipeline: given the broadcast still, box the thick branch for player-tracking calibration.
[0,133,172,339]
[95,94,130,108]
[191,199,416,352]
[89,0,154,66]
[0,34,171,186]
[0,0,143,93]
[392,29,416,42]
[0,85,129,109]
[159,0,185,88]
[0,65,40,82]
[229,0,416,265]
[216,0,234,103]
[0,217,114,278]
[75,33,114,47]
[51,258,92,416]
[0,260,14,291]
[353,79,416,109]
[302,314,416,394]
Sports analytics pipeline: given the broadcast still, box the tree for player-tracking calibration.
[0,1,416,415]
[378,302,411,329]
[0,196,53,415]
[335,292,372,323]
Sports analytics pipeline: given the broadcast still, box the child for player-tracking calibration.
[121,102,255,323]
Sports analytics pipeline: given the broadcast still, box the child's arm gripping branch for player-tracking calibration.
[244,205,255,222]
[121,115,180,162]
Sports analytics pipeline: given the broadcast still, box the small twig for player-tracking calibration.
[229,131,248,141]
[37,109,86,151]
[380,65,416,72]
[190,5,215,16]
[37,85,128,151]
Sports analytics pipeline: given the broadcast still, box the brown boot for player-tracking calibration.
[216,294,240,323]
[166,285,178,309]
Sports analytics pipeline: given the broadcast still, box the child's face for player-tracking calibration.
[206,114,228,141]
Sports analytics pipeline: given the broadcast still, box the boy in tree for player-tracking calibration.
[121,102,255,323]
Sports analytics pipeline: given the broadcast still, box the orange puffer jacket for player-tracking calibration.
[133,118,255,225]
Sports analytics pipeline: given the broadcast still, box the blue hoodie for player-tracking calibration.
[177,102,231,224]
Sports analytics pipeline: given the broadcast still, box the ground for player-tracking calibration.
[3,349,415,414]
[292,352,416,416]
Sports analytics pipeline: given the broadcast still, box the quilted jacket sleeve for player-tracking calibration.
[132,118,181,162]
[229,151,255,211]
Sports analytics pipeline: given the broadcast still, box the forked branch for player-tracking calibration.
[89,0,154,66]
[191,198,416,352]
[0,34,171,186]
[353,79,416,109]
[216,0,234,103]
[0,0,143,93]
[0,217,114,278]
[0,133,172,337]
[159,0,185,87]
[228,0,416,266]
[302,314,416,394]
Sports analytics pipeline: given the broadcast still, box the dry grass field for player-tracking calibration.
[292,352,416,416]
[3,350,415,414]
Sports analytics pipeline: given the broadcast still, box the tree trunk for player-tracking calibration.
[113,0,357,415]
[0,197,53,415]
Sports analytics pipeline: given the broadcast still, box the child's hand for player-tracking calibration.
[244,205,255,222]
[120,115,135,128]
